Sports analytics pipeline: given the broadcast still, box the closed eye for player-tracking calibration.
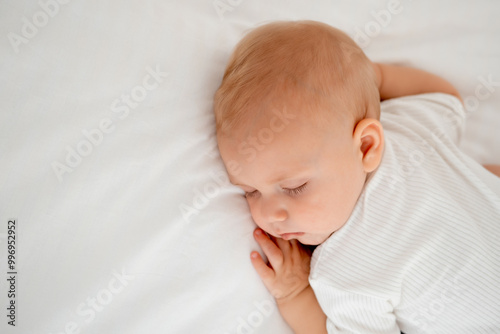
[244,182,308,198]
[283,182,308,196]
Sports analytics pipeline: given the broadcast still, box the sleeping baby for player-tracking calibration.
[213,20,500,333]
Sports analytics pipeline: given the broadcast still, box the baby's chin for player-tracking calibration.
[295,233,329,246]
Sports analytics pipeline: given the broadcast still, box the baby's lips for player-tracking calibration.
[279,232,305,240]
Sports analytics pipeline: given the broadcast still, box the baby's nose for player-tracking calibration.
[260,196,288,223]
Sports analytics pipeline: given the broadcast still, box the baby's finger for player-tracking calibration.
[289,239,305,258]
[272,236,292,257]
[254,229,284,269]
[250,251,275,283]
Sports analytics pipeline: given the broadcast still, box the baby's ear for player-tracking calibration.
[353,118,384,173]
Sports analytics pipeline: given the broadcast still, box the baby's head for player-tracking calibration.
[214,20,384,245]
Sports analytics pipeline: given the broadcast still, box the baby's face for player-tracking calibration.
[218,105,368,245]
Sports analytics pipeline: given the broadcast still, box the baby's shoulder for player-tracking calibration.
[380,93,465,142]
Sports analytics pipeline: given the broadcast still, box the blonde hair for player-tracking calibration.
[214,20,379,136]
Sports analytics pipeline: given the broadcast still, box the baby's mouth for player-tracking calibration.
[279,232,305,240]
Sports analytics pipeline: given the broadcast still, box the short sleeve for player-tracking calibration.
[309,279,401,334]
[380,93,466,145]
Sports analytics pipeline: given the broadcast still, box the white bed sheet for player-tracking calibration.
[0,1,499,333]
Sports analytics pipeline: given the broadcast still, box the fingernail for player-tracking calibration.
[255,229,262,235]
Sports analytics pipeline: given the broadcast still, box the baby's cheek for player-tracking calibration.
[247,202,263,225]
[302,194,328,215]
[304,198,335,228]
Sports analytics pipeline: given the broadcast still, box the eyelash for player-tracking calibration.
[285,182,308,196]
[244,183,308,198]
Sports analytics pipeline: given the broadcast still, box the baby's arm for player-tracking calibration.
[373,63,500,178]
[372,63,463,102]
[484,164,500,177]
[251,228,327,333]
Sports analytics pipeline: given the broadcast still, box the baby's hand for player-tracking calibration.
[250,228,312,304]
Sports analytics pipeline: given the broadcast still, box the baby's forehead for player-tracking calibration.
[220,104,345,151]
